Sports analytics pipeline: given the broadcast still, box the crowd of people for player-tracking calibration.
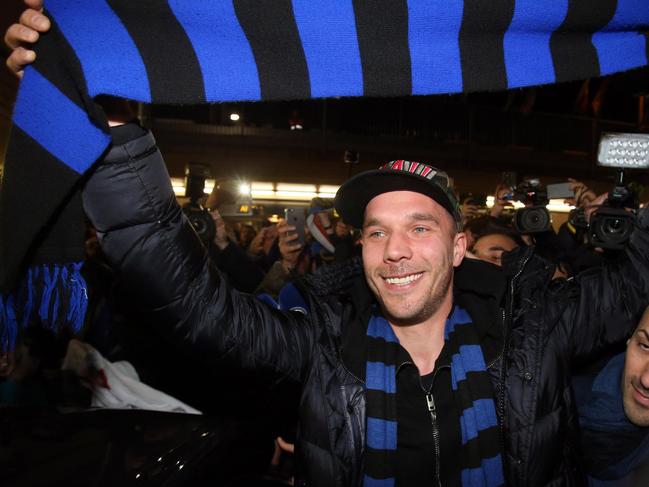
[3,3,649,487]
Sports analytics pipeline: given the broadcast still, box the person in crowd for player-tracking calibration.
[463,215,503,250]
[254,218,305,298]
[306,201,337,269]
[486,179,579,278]
[555,179,609,274]
[7,9,649,487]
[574,305,649,486]
[239,224,258,252]
[332,218,361,263]
[207,209,267,294]
[471,229,521,267]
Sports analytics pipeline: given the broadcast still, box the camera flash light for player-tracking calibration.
[597,132,649,169]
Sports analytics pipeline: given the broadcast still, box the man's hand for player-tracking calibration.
[5,0,49,78]
[490,184,513,218]
[247,227,268,256]
[584,192,609,223]
[210,209,230,251]
[278,219,302,272]
[262,223,279,256]
[461,199,479,224]
[568,178,597,208]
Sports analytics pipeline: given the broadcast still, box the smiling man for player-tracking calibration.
[75,141,649,487]
[624,307,649,427]
[576,306,649,485]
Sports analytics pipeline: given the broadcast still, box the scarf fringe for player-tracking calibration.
[0,263,88,352]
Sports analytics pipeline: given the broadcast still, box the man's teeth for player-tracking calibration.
[385,273,422,285]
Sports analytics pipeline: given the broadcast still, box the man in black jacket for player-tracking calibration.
[76,127,649,487]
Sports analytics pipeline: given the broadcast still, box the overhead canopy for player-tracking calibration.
[1,0,649,293]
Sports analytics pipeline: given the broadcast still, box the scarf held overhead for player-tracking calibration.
[1,0,649,343]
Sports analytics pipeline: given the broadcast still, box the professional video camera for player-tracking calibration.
[588,171,637,250]
[182,163,216,245]
[587,133,648,250]
[504,179,551,233]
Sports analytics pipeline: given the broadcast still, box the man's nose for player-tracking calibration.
[639,362,649,391]
[384,231,412,262]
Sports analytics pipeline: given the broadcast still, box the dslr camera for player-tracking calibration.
[588,132,649,250]
[504,179,551,233]
[182,163,216,245]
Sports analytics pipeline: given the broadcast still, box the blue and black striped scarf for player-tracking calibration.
[364,306,503,487]
[1,0,648,347]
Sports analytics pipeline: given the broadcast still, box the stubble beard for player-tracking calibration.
[378,259,454,327]
[623,377,649,427]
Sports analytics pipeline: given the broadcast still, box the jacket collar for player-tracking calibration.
[340,257,507,382]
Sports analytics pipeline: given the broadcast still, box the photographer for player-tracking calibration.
[495,178,578,278]
[555,179,608,274]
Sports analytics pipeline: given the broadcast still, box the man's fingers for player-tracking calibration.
[19,8,51,33]
[4,23,39,49]
[6,46,35,78]
[24,0,45,10]
[285,242,302,251]
[276,437,295,454]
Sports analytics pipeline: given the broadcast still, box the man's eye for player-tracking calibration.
[413,226,428,233]
[639,342,649,351]
[367,230,384,238]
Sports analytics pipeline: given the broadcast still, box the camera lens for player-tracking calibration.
[515,206,551,233]
[182,204,216,245]
[596,216,633,246]
[589,208,636,250]
[602,218,625,234]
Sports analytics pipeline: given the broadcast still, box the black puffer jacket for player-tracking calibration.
[82,130,649,487]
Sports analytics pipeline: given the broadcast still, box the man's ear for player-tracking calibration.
[453,232,467,267]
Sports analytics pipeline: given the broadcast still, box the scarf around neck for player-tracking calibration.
[364,305,503,487]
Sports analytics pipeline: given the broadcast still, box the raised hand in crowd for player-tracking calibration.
[489,184,513,218]
[460,197,480,224]
[4,0,47,77]
[568,178,598,208]
[262,224,279,257]
[584,191,609,223]
[277,219,303,273]
[246,226,267,256]
[210,209,231,251]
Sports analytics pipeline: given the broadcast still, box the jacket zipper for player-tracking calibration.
[403,361,448,487]
[486,307,506,370]
[425,391,442,487]
[497,249,533,483]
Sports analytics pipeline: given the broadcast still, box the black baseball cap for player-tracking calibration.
[334,160,462,230]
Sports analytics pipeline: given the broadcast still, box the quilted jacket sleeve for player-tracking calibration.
[562,206,649,359]
[82,128,315,381]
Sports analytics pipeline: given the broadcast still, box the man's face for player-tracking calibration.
[472,233,518,267]
[361,191,466,326]
[622,307,649,426]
